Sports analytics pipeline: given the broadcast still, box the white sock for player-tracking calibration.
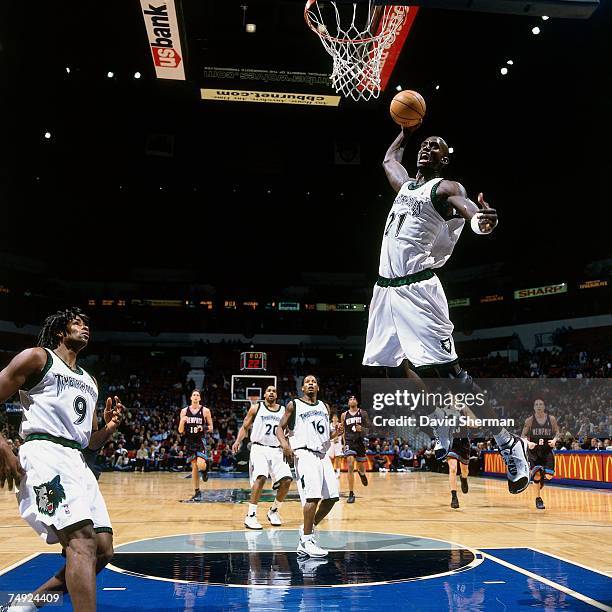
[248,503,257,516]
[494,428,512,447]
[301,533,314,542]
[271,500,283,512]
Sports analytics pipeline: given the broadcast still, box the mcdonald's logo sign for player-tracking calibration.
[605,455,612,483]
[585,454,601,480]
[557,453,602,481]
[568,454,583,479]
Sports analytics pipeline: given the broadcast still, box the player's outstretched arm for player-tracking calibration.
[383,127,418,193]
[0,348,46,489]
[232,402,259,454]
[277,401,295,460]
[439,181,498,234]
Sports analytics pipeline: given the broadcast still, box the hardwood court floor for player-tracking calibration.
[1,471,610,575]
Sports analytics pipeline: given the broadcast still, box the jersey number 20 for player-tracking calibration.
[264,424,278,436]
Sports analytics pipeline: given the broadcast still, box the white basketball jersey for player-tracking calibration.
[250,402,284,446]
[19,349,98,448]
[378,178,465,278]
[289,397,330,454]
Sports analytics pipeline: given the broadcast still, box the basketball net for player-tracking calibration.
[305,0,409,101]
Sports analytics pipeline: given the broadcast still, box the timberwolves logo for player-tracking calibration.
[34,475,66,517]
[395,193,424,217]
[440,338,453,354]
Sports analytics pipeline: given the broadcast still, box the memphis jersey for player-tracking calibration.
[184,407,205,439]
[289,398,330,454]
[19,348,98,449]
[343,409,366,442]
[528,414,554,443]
[379,178,465,278]
[251,402,284,447]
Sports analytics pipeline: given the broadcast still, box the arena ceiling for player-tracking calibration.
[0,1,608,286]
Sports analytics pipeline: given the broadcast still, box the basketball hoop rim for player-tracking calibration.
[304,0,396,45]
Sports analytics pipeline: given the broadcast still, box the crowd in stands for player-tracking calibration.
[1,345,610,475]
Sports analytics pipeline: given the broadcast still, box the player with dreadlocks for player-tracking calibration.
[0,307,124,612]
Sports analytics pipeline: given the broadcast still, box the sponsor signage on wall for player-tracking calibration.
[514,283,567,300]
[201,89,341,107]
[140,1,186,80]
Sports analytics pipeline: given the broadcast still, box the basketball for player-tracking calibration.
[390,90,426,128]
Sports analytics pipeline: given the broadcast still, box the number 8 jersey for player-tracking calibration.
[19,348,98,449]
[250,401,285,447]
[289,397,330,454]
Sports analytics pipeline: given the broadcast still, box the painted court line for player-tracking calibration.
[103,588,127,591]
[482,552,612,611]
[527,547,612,578]
[0,553,40,577]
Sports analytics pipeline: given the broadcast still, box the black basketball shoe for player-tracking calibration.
[359,472,368,487]
[535,497,545,510]
[347,492,356,504]
[451,492,459,509]
[460,476,469,494]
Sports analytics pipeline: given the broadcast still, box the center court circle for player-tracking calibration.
[111,531,481,587]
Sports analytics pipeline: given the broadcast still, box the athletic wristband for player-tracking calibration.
[470,213,494,235]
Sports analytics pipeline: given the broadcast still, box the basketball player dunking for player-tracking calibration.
[521,399,559,510]
[277,375,340,558]
[362,126,530,494]
[341,396,371,503]
[0,308,123,612]
[178,390,213,502]
[232,386,293,529]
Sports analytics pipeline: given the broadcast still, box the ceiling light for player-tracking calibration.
[246,23,256,33]
[506,60,514,65]
[541,15,549,20]
[532,26,541,35]
[134,71,141,79]
[107,71,115,78]
[395,85,402,91]
[43,131,51,139]
[500,67,508,75]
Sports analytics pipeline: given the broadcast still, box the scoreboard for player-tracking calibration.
[240,351,267,371]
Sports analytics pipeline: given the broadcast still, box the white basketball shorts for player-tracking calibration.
[249,443,292,487]
[294,449,339,503]
[17,440,112,545]
[326,439,343,459]
[363,275,458,369]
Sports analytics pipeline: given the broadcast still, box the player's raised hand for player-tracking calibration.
[475,193,498,233]
[104,396,124,431]
[0,440,24,491]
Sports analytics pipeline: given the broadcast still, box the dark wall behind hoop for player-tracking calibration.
[373,0,598,19]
